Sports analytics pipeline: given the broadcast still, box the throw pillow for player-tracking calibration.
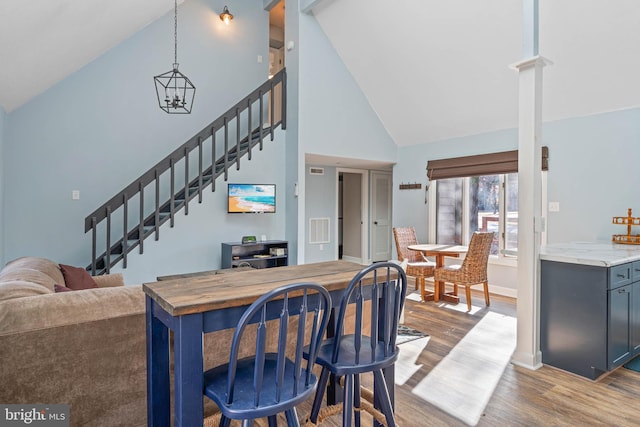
[54,284,73,293]
[59,264,98,290]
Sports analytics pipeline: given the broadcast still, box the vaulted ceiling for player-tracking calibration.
[1,0,639,147]
[312,0,640,145]
[0,0,183,113]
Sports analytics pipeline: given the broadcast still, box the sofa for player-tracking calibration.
[0,257,147,426]
[0,257,301,426]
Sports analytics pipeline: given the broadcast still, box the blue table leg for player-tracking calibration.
[146,296,170,427]
[174,313,204,427]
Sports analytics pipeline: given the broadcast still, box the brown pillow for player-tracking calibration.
[54,284,73,293]
[59,264,98,290]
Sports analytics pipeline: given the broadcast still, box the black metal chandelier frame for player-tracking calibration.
[154,0,196,114]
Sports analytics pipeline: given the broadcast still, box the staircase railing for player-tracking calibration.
[84,69,287,275]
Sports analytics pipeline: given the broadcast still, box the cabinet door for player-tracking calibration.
[633,281,640,355]
[609,284,632,368]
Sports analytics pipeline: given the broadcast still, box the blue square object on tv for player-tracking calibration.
[228,184,276,213]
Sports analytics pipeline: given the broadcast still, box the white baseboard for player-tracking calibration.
[341,255,363,264]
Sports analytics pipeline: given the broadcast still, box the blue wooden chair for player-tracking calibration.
[203,282,332,427]
[305,262,408,427]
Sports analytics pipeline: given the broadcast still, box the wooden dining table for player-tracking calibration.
[143,260,395,427]
[407,244,468,303]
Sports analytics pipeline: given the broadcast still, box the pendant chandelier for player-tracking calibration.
[154,0,196,114]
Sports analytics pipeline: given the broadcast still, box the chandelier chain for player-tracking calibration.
[174,0,178,64]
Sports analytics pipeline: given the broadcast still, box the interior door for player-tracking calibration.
[371,171,392,261]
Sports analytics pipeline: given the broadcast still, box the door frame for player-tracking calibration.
[336,168,369,265]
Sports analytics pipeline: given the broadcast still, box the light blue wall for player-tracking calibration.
[544,108,640,243]
[298,14,396,161]
[297,12,397,264]
[0,106,5,265]
[305,165,337,262]
[2,0,277,282]
[394,107,640,249]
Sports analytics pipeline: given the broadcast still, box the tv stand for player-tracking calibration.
[221,240,288,269]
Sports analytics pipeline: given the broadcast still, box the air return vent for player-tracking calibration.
[309,167,324,176]
[309,218,330,244]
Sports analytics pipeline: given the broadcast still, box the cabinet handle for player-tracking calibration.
[618,288,627,293]
[617,274,626,279]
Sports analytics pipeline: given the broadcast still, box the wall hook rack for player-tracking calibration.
[399,182,422,190]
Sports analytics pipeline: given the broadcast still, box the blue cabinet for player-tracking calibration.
[541,259,640,380]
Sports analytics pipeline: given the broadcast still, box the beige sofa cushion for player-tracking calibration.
[0,268,58,292]
[2,257,64,285]
[93,273,124,288]
[0,285,144,336]
[0,280,52,302]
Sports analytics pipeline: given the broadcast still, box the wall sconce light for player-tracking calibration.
[220,6,233,25]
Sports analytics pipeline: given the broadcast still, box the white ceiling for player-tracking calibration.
[0,0,183,113]
[1,0,639,148]
[312,0,640,146]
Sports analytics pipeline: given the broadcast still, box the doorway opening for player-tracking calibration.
[269,1,285,78]
[337,169,368,264]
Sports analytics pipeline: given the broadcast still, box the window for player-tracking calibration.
[427,148,548,261]
[434,174,515,257]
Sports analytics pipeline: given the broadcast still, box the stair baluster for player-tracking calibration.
[211,127,216,192]
[154,169,160,240]
[247,97,252,161]
[123,193,128,269]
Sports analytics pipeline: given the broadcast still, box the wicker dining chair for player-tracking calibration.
[434,231,494,312]
[393,227,435,301]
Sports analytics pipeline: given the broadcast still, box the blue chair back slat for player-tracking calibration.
[205,282,332,423]
[252,308,267,407]
[354,283,363,364]
[305,305,320,386]
[275,293,290,403]
[382,278,391,357]
[293,291,308,396]
[370,279,379,353]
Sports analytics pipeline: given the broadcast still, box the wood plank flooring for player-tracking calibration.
[296,291,640,427]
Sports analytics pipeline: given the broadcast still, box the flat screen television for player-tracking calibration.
[228,184,276,213]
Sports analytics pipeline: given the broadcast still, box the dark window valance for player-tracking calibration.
[426,146,548,180]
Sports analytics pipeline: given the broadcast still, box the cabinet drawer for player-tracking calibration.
[610,263,632,288]
[631,261,640,282]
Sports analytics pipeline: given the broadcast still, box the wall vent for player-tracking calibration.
[309,167,325,176]
[309,218,330,244]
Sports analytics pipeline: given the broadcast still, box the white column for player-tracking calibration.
[510,55,551,370]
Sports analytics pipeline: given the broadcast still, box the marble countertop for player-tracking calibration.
[540,241,640,267]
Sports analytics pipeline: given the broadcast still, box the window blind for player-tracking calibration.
[426,146,548,180]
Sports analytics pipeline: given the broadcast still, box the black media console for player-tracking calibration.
[221,240,288,269]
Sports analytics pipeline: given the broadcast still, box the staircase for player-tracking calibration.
[84,69,286,275]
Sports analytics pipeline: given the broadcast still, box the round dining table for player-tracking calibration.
[407,244,468,303]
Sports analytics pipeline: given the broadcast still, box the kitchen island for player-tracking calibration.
[540,242,640,379]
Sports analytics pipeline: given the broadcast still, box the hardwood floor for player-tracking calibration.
[297,291,640,427]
